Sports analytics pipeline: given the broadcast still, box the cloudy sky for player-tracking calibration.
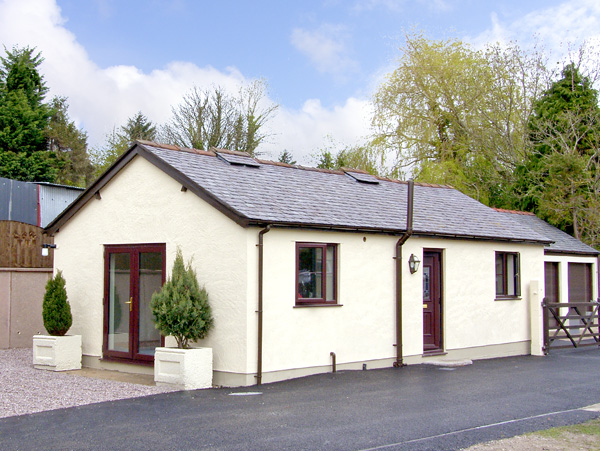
[0,0,599,163]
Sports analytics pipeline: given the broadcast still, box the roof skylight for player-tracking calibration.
[216,152,260,168]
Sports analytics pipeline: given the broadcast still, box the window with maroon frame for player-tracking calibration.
[296,243,337,305]
[495,251,521,298]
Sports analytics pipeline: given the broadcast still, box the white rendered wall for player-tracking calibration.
[258,230,545,376]
[259,229,396,374]
[400,238,544,358]
[53,156,249,375]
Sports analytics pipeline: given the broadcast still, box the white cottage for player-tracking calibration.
[45,141,599,386]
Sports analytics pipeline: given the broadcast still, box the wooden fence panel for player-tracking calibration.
[542,300,600,353]
[0,221,53,268]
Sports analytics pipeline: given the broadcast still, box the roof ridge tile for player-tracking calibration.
[493,208,536,216]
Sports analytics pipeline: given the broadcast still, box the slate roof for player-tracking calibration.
[46,141,552,244]
[495,209,599,255]
[126,142,548,243]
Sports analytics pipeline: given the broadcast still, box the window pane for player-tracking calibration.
[506,254,515,295]
[298,247,323,299]
[138,252,163,356]
[423,267,431,300]
[108,253,130,352]
[326,245,335,301]
[495,253,504,295]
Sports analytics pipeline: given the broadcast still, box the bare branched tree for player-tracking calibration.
[160,80,278,156]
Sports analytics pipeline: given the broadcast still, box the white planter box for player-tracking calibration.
[154,347,213,390]
[32,335,82,371]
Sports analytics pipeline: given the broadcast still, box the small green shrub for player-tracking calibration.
[42,270,72,336]
[150,249,214,349]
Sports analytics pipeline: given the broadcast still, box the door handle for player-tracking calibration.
[125,297,133,312]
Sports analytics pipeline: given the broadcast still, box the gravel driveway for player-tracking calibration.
[0,348,176,419]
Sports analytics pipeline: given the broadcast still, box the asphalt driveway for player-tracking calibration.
[1,347,600,450]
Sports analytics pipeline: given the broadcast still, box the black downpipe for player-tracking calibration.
[394,180,414,368]
[257,225,271,385]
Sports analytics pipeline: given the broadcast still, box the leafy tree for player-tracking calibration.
[42,270,73,336]
[278,149,296,165]
[161,80,277,156]
[0,46,58,182]
[371,34,547,205]
[517,64,600,247]
[89,128,128,178]
[150,249,213,349]
[313,139,382,175]
[47,96,94,186]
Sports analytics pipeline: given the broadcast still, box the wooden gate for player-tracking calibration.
[0,221,53,268]
[542,299,600,353]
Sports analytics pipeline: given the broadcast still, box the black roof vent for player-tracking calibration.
[215,150,260,168]
[344,170,379,185]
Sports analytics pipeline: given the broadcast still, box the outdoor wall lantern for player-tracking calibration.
[41,243,57,257]
[408,254,421,274]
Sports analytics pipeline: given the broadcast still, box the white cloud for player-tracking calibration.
[290,24,358,77]
[470,0,600,58]
[0,0,248,149]
[261,97,373,164]
[0,0,369,166]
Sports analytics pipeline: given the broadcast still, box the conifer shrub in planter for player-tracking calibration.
[33,270,82,371]
[151,249,214,389]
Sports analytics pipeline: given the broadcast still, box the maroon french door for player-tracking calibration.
[423,250,443,352]
[103,244,166,363]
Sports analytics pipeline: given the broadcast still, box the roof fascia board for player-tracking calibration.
[245,222,551,243]
[246,220,404,235]
[544,249,600,256]
[410,232,551,245]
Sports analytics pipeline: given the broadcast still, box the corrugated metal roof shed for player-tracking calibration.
[0,177,83,227]
[37,183,83,228]
[0,176,37,225]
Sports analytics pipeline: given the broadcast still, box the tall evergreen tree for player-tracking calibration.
[0,46,57,182]
[516,64,600,247]
[121,111,156,143]
[278,149,296,165]
[47,96,94,187]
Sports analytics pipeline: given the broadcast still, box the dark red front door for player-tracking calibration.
[423,250,442,352]
[103,244,166,364]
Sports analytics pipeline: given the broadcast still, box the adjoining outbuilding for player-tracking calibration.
[45,141,598,386]
[1,177,83,349]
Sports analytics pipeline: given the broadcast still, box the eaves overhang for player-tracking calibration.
[245,219,405,235]
[410,231,552,246]
[243,221,552,244]
[544,249,600,257]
